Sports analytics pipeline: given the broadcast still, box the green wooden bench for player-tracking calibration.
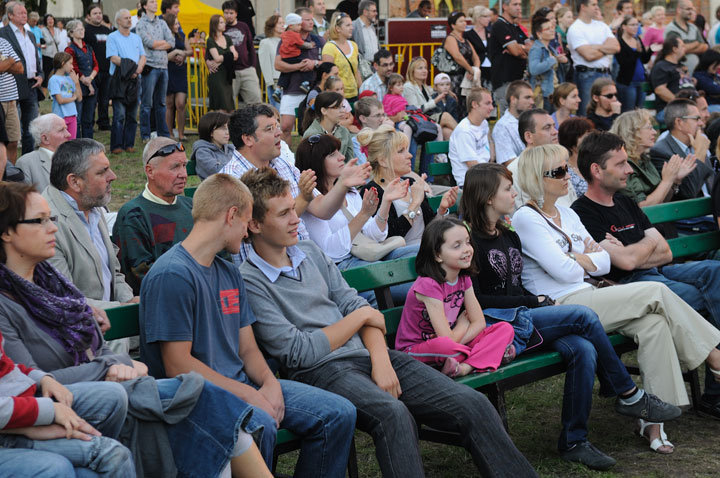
[643,197,720,259]
[184,159,198,198]
[103,305,358,477]
[425,141,452,181]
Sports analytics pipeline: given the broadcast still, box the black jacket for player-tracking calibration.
[109,58,139,104]
[615,36,652,86]
[362,178,435,239]
[0,25,43,101]
[649,133,715,200]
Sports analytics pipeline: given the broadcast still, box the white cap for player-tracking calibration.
[285,13,302,27]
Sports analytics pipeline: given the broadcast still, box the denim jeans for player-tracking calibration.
[140,68,170,139]
[76,94,98,139]
[621,263,720,398]
[0,381,134,477]
[266,85,281,110]
[241,378,356,477]
[18,95,39,153]
[297,350,536,477]
[616,81,646,113]
[574,69,611,116]
[525,304,636,450]
[111,100,139,151]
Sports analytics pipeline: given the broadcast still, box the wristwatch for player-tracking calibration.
[407,210,417,220]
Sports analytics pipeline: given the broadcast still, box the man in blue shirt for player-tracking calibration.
[139,173,356,476]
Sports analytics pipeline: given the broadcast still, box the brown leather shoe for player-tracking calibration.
[125,147,136,153]
[111,148,123,154]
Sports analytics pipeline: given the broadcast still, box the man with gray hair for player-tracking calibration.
[16,113,71,191]
[43,139,137,353]
[107,8,145,153]
[113,137,193,294]
[0,1,43,154]
[351,0,378,81]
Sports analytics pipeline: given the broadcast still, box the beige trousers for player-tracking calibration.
[232,68,262,106]
[558,281,720,406]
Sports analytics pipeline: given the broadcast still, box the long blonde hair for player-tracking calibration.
[609,109,654,161]
[356,125,409,177]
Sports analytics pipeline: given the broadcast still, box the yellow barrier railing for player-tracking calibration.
[184,41,443,129]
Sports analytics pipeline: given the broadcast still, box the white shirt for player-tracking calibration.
[507,157,579,211]
[358,20,378,62]
[512,205,610,300]
[448,117,490,187]
[492,110,524,164]
[567,19,614,69]
[301,188,387,261]
[10,22,37,78]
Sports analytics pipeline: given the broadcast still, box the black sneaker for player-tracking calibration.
[560,441,616,471]
[271,87,283,103]
[696,394,720,420]
[615,391,682,422]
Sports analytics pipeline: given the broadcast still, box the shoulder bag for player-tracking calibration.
[341,205,406,262]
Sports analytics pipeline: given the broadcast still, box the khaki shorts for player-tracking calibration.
[1,101,20,143]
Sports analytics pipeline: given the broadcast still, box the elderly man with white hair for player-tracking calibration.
[16,113,71,191]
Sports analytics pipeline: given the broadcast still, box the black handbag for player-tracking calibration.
[405,108,438,144]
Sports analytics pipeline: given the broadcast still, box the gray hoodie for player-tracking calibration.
[190,140,235,180]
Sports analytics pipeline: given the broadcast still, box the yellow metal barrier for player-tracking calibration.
[183,41,443,129]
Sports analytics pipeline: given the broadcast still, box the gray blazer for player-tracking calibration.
[0,24,43,101]
[16,148,52,192]
[43,185,134,310]
[351,17,375,62]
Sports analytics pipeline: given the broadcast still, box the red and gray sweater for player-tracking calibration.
[0,333,54,429]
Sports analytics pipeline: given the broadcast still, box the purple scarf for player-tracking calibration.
[0,262,102,365]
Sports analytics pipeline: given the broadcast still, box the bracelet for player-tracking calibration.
[376,213,388,223]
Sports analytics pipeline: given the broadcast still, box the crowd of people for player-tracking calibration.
[3,0,720,476]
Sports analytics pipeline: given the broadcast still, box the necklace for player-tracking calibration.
[540,208,558,219]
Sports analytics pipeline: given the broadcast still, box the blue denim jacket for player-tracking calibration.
[484,307,543,355]
[528,41,557,98]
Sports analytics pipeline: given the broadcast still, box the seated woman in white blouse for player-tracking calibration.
[295,134,419,303]
[512,144,720,454]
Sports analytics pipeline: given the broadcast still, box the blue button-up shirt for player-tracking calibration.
[247,244,306,282]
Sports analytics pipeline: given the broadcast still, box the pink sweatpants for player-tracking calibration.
[64,115,77,139]
[404,322,514,372]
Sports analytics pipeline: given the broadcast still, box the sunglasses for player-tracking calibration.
[543,164,569,179]
[149,142,185,161]
[600,93,617,99]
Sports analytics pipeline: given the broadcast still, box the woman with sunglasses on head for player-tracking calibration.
[322,12,361,103]
[511,144,720,455]
[585,78,622,131]
[460,162,681,470]
[295,133,417,303]
[0,181,275,477]
[302,92,356,161]
[615,16,652,113]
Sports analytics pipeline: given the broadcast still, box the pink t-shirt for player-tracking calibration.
[395,275,471,350]
[642,26,664,49]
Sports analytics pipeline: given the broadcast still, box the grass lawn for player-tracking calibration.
[42,99,720,477]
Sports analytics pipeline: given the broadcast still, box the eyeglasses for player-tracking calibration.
[600,93,617,99]
[16,216,58,227]
[149,142,185,161]
[543,165,569,179]
[681,115,701,121]
[639,123,655,130]
[370,112,387,118]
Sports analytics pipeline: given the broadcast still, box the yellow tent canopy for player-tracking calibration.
[131,0,223,36]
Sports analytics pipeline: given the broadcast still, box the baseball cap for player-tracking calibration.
[285,13,302,27]
[434,73,451,84]
[142,137,185,166]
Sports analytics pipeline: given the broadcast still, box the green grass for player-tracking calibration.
[46,99,720,477]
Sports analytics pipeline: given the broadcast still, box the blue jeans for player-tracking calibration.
[575,69,611,116]
[242,378,356,477]
[140,68,170,139]
[297,350,535,477]
[0,381,134,477]
[620,263,720,398]
[111,100,138,151]
[526,304,636,451]
[75,94,98,139]
[616,81,646,113]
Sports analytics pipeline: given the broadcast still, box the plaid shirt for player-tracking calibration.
[220,150,311,265]
[360,73,387,100]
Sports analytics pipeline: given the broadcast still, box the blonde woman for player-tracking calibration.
[403,56,457,139]
[512,144,720,454]
[322,12,361,101]
[465,6,492,86]
[609,110,695,206]
[360,124,458,244]
[642,6,666,57]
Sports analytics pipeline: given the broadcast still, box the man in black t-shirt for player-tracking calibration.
[84,4,113,131]
[487,0,529,115]
[572,131,720,419]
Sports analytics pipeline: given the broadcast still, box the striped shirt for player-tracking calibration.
[0,38,20,102]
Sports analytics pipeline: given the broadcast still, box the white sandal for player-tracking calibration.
[710,366,720,382]
[637,419,674,454]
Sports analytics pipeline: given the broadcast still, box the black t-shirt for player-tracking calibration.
[83,23,113,72]
[571,193,653,280]
[470,228,540,309]
[487,16,528,89]
[650,59,681,112]
[586,111,619,132]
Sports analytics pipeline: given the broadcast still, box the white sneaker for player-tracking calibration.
[436,153,448,163]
